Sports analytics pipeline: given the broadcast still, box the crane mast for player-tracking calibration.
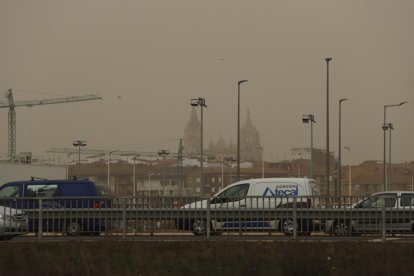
[0,89,102,160]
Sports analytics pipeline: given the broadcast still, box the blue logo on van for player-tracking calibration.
[263,187,298,196]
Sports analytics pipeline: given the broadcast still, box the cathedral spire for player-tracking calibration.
[244,107,255,130]
[183,107,200,157]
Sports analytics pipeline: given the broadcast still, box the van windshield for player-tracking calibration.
[217,184,249,198]
[0,185,20,198]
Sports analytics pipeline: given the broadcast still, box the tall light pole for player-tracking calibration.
[148,171,153,196]
[72,140,86,176]
[325,58,332,197]
[237,80,248,181]
[107,150,117,191]
[344,146,352,197]
[338,99,348,201]
[383,123,394,190]
[383,102,406,191]
[66,152,77,180]
[191,98,207,195]
[132,155,140,198]
[222,157,236,189]
[221,157,225,190]
[158,149,170,196]
[302,114,315,179]
[258,146,264,178]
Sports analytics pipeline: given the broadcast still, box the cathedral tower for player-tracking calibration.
[183,107,200,157]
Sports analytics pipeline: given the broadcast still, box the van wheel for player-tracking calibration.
[282,219,296,236]
[64,220,82,236]
[192,219,206,236]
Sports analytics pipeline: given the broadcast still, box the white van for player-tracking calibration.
[179,178,320,235]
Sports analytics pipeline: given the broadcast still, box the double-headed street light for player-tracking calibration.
[237,80,248,181]
[191,98,207,195]
[383,102,406,191]
[302,114,315,179]
[73,140,86,176]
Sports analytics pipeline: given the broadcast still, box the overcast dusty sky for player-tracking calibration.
[0,0,413,164]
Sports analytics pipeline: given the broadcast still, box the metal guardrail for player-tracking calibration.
[1,195,414,240]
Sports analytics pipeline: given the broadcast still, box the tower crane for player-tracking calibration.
[0,88,102,160]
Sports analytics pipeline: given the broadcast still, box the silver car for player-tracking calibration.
[325,191,414,236]
[0,206,28,240]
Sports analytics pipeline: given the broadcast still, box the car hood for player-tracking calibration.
[181,199,209,209]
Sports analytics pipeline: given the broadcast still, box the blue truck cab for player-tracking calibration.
[0,178,111,235]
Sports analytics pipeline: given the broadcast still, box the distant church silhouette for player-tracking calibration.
[184,107,262,162]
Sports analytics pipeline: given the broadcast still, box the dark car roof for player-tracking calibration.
[6,179,95,185]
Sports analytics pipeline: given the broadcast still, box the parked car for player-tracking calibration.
[325,191,414,236]
[176,178,321,236]
[0,205,28,240]
[0,178,111,236]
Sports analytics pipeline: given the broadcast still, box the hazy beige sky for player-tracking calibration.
[0,0,413,164]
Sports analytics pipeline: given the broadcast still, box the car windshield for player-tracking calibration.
[358,193,397,208]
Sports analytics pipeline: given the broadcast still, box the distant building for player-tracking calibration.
[184,107,262,162]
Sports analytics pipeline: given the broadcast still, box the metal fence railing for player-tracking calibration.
[1,195,414,240]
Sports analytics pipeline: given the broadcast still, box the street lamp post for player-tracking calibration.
[191,98,207,195]
[221,158,225,190]
[237,80,248,181]
[383,123,394,190]
[338,99,348,202]
[344,146,352,198]
[148,171,152,196]
[107,150,118,191]
[222,157,236,190]
[66,160,76,180]
[132,155,140,198]
[72,140,86,176]
[325,58,332,197]
[259,146,264,178]
[158,149,170,196]
[383,102,406,191]
[302,114,315,179]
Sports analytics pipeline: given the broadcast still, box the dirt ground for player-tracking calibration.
[0,240,413,275]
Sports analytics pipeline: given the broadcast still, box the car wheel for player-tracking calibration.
[334,221,350,236]
[192,219,206,236]
[282,219,296,236]
[64,220,82,236]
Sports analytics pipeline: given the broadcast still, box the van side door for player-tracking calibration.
[24,183,60,209]
[211,183,250,230]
